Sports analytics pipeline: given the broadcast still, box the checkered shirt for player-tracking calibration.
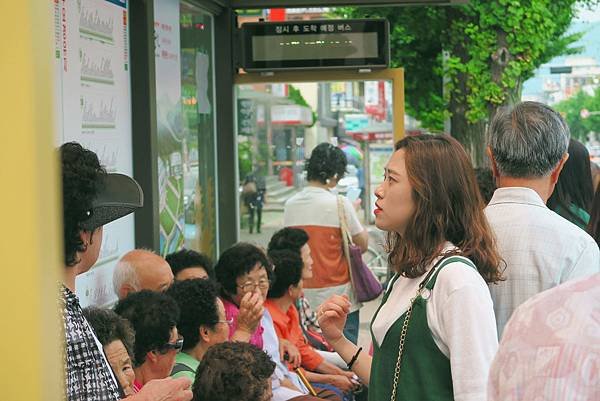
[485,187,600,337]
[61,285,121,401]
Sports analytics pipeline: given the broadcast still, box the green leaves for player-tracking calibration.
[555,87,600,141]
[338,0,590,142]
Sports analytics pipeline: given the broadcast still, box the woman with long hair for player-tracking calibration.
[547,139,594,229]
[317,135,503,401]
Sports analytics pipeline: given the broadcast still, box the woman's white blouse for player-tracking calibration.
[371,255,499,401]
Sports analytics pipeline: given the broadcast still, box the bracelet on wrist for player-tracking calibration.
[347,347,363,370]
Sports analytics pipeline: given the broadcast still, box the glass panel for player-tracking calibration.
[153,0,217,259]
[235,80,394,253]
[180,4,218,259]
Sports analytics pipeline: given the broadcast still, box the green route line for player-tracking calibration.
[79,28,114,44]
[81,76,115,85]
[82,123,117,129]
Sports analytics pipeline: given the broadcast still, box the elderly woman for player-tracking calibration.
[59,142,191,401]
[114,290,182,392]
[214,242,268,347]
[265,250,358,401]
[166,249,215,281]
[166,278,229,383]
[83,307,137,397]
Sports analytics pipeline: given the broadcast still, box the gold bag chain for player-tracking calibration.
[389,292,416,401]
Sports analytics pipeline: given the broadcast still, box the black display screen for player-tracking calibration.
[241,19,389,71]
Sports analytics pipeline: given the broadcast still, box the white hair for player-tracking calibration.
[113,258,141,298]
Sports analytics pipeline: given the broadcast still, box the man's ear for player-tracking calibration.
[146,350,158,364]
[487,147,500,178]
[118,284,134,301]
[550,153,569,185]
[199,325,211,343]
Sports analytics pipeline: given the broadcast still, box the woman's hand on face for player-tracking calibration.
[317,295,351,346]
[236,290,264,334]
[279,339,301,368]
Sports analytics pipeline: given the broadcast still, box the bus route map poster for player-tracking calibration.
[54,0,133,307]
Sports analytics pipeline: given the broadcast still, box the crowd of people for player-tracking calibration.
[60,101,599,401]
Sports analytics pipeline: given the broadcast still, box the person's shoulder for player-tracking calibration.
[435,257,488,294]
[171,368,195,383]
[550,212,598,246]
[505,273,600,339]
[285,192,302,205]
[523,273,599,310]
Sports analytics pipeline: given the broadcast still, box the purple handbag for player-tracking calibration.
[337,196,383,302]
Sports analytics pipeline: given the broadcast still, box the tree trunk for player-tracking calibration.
[446,16,488,167]
[450,109,488,167]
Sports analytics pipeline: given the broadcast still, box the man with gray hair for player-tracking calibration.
[113,249,174,300]
[485,101,599,337]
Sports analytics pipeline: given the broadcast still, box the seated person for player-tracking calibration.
[166,248,215,281]
[265,250,359,399]
[192,342,275,401]
[113,249,174,300]
[166,278,229,383]
[216,243,334,401]
[214,243,267,347]
[114,290,182,391]
[268,228,335,354]
[83,307,137,397]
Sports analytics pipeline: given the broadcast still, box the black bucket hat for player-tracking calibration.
[80,173,144,231]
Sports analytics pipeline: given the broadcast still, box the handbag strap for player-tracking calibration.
[336,195,354,244]
[336,196,354,283]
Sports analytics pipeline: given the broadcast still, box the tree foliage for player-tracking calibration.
[555,87,600,140]
[339,1,598,163]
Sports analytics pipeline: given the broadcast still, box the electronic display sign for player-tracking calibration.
[240,19,389,71]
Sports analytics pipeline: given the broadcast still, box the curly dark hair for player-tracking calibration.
[214,243,272,298]
[267,227,309,255]
[166,248,215,279]
[83,307,136,363]
[192,342,275,401]
[306,142,347,184]
[165,279,220,351]
[60,142,106,266]
[267,249,303,299]
[114,290,180,367]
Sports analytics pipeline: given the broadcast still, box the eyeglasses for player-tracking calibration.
[237,279,270,293]
[158,335,184,354]
[215,317,234,325]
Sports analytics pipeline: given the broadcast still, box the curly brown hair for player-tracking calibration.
[386,135,504,283]
[192,342,275,401]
